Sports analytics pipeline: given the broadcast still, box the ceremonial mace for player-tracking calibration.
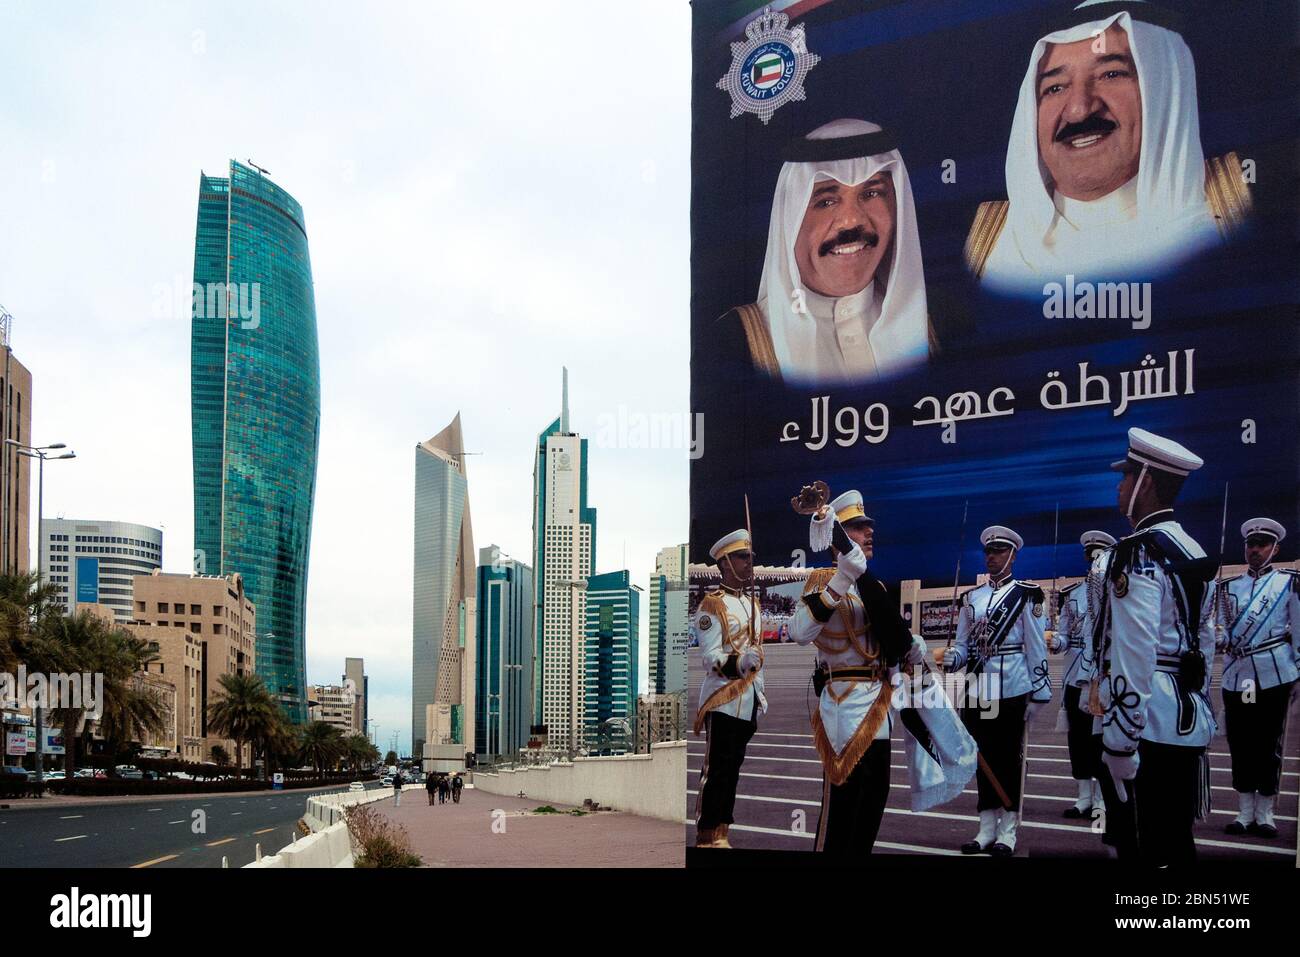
[790,483,1015,810]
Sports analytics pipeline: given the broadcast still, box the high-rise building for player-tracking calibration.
[131,571,257,762]
[475,545,533,760]
[412,413,476,757]
[581,570,640,754]
[636,691,685,751]
[308,684,359,736]
[531,369,597,751]
[343,657,367,737]
[191,159,320,722]
[648,544,689,694]
[0,309,32,576]
[43,519,162,621]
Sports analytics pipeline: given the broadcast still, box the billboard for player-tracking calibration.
[75,556,99,604]
[689,0,1299,861]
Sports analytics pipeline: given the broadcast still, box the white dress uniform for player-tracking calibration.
[1216,517,1299,836]
[694,586,767,725]
[945,525,1049,856]
[693,529,765,849]
[1092,428,1216,866]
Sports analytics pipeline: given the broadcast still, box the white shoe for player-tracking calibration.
[1225,791,1255,835]
[1253,794,1278,838]
[961,809,998,854]
[991,811,1019,856]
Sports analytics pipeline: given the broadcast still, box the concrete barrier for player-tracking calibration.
[470,740,685,822]
[241,785,393,868]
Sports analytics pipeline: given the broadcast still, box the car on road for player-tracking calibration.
[348,781,365,792]
[379,775,394,788]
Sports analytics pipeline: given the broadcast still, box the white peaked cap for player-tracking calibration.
[1110,427,1203,476]
[981,526,1024,550]
[710,529,751,561]
[1080,529,1118,549]
[1241,518,1285,542]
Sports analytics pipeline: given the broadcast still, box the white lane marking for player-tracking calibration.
[58,815,83,820]
[55,835,87,842]
[168,820,185,825]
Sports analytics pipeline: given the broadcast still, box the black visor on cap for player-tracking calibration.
[783,129,899,163]
[1046,1,1183,36]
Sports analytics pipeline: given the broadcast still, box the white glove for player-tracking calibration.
[738,647,761,677]
[941,647,961,670]
[828,543,868,595]
[1101,750,1139,803]
[905,635,927,667]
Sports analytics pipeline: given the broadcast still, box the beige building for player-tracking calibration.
[636,692,685,752]
[309,683,359,736]
[131,571,256,763]
[0,318,31,576]
[132,671,178,754]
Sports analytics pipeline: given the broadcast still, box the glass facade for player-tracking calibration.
[582,570,639,754]
[191,160,320,722]
[475,546,534,759]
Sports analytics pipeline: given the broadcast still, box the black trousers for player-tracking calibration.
[815,738,891,857]
[1096,739,1202,867]
[696,705,757,830]
[1064,684,1101,780]
[962,693,1027,811]
[1223,681,1294,796]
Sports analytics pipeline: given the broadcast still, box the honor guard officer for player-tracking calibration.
[1091,428,1216,866]
[1052,530,1116,818]
[1217,517,1300,838]
[943,525,1051,856]
[788,490,924,856]
[693,529,766,849]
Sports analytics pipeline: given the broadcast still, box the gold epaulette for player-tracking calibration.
[727,303,781,380]
[802,567,836,595]
[698,591,727,620]
[1204,151,1252,239]
[963,200,1009,279]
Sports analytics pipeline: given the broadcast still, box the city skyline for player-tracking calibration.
[0,2,690,754]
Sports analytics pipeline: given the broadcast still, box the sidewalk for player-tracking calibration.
[372,787,683,867]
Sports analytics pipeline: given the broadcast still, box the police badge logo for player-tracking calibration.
[699,614,712,631]
[1113,572,1129,598]
[717,6,820,125]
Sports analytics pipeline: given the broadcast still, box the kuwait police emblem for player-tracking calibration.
[717,6,819,125]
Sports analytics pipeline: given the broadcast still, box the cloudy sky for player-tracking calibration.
[0,1,691,755]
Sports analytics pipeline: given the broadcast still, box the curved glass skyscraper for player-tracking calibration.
[191,160,320,722]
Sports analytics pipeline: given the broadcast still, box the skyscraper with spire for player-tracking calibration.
[412,413,476,756]
[531,369,597,750]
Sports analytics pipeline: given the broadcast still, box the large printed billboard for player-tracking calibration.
[689,0,1299,862]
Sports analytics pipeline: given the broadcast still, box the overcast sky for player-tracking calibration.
[0,1,691,756]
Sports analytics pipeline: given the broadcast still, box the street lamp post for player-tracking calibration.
[7,439,76,786]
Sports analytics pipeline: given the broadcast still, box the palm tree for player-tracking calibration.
[206,672,279,773]
[299,721,346,777]
[343,733,379,773]
[210,744,230,767]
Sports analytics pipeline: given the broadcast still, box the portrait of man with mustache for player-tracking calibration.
[722,118,933,387]
[965,0,1253,291]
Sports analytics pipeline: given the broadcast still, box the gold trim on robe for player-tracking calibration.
[964,153,1254,278]
[692,589,761,734]
[811,678,892,787]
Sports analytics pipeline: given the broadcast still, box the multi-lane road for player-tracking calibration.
[0,782,376,868]
[688,642,1300,861]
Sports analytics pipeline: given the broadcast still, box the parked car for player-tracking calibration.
[115,765,144,780]
[1,765,30,781]
[42,771,66,782]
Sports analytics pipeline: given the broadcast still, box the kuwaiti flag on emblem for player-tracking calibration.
[752,52,784,84]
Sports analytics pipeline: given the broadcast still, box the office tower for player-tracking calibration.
[132,570,257,761]
[42,519,162,621]
[648,543,689,694]
[412,413,476,756]
[531,369,597,751]
[0,309,31,575]
[581,570,640,754]
[344,657,367,736]
[191,159,320,721]
[475,545,533,760]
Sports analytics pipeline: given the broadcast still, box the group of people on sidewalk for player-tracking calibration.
[425,772,463,806]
